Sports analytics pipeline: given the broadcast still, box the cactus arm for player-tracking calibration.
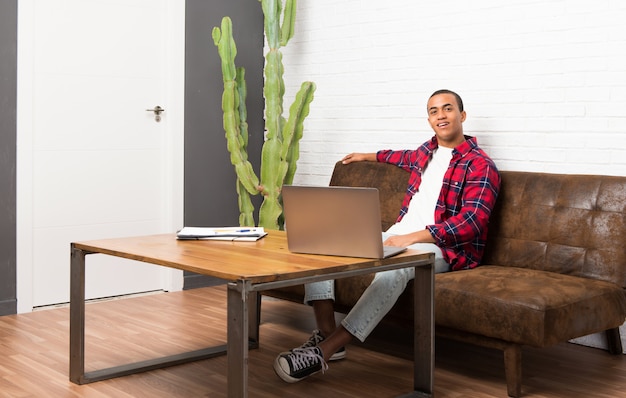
[279,0,296,46]
[236,67,249,152]
[261,0,281,48]
[234,67,259,197]
[262,0,285,144]
[212,19,235,81]
[281,81,315,185]
[213,17,260,196]
[237,180,255,226]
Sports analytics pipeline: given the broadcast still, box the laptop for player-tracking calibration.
[281,185,407,259]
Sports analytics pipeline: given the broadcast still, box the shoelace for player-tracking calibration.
[299,330,324,349]
[290,347,329,373]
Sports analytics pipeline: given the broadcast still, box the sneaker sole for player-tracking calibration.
[273,355,321,383]
[329,349,346,361]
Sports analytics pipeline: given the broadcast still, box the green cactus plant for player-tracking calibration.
[212,0,315,230]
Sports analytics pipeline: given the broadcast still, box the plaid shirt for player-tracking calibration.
[377,136,500,270]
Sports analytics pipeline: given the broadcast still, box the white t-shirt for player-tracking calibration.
[386,146,454,235]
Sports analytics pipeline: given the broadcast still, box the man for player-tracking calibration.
[274,89,501,383]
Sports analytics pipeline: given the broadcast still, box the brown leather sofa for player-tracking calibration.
[263,161,626,397]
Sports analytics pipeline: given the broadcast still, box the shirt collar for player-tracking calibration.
[429,135,477,157]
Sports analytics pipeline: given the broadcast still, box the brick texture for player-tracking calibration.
[271,0,626,185]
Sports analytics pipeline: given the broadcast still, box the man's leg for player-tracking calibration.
[340,266,415,342]
[312,299,336,338]
[304,280,336,337]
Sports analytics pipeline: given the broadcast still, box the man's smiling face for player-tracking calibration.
[427,93,467,148]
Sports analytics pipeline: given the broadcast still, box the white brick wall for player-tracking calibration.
[274,0,626,185]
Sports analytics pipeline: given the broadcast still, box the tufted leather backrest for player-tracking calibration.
[481,171,626,288]
[329,161,626,288]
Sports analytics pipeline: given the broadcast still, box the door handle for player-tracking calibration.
[146,106,165,122]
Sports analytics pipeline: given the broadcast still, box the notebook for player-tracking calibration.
[176,226,267,241]
[281,185,406,259]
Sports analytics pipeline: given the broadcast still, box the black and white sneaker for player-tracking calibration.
[296,329,346,361]
[274,346,328,383]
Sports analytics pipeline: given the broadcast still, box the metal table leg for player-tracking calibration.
[227,280,251,398]
[413,261,434,397]
[397,259,434,398]
[69,246,87,384]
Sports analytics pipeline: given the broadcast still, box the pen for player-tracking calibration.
[236,229,252,232]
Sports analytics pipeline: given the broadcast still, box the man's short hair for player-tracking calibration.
[430,89,464,112]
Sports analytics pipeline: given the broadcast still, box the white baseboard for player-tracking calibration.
[569,320,626,354]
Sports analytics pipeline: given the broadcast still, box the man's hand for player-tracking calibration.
[341,153,377,164]
[384,230,436,247]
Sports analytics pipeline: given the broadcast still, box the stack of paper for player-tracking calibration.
[176,227,267,241]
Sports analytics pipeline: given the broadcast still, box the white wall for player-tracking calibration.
[278,0,626,186]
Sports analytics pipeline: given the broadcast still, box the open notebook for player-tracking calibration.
[281,185,406,259]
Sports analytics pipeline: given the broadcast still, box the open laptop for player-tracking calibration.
[281,185,406,259]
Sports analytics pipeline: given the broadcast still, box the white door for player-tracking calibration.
[17,0,185,311]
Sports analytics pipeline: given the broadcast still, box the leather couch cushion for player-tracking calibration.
[435,265,626,347]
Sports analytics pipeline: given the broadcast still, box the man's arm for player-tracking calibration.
[341,152,377,164]
[383,229,435,247]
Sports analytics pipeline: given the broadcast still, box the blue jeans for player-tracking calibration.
[304,234,449,342]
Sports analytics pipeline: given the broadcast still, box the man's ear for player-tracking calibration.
[460,111,467,122]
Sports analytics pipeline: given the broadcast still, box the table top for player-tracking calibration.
[72,231,433,284]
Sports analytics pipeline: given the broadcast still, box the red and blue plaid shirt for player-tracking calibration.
[377,135,500,271]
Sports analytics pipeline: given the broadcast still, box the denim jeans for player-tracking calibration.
[304,233,449,342]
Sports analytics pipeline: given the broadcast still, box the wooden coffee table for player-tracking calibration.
[69,231,435,397]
